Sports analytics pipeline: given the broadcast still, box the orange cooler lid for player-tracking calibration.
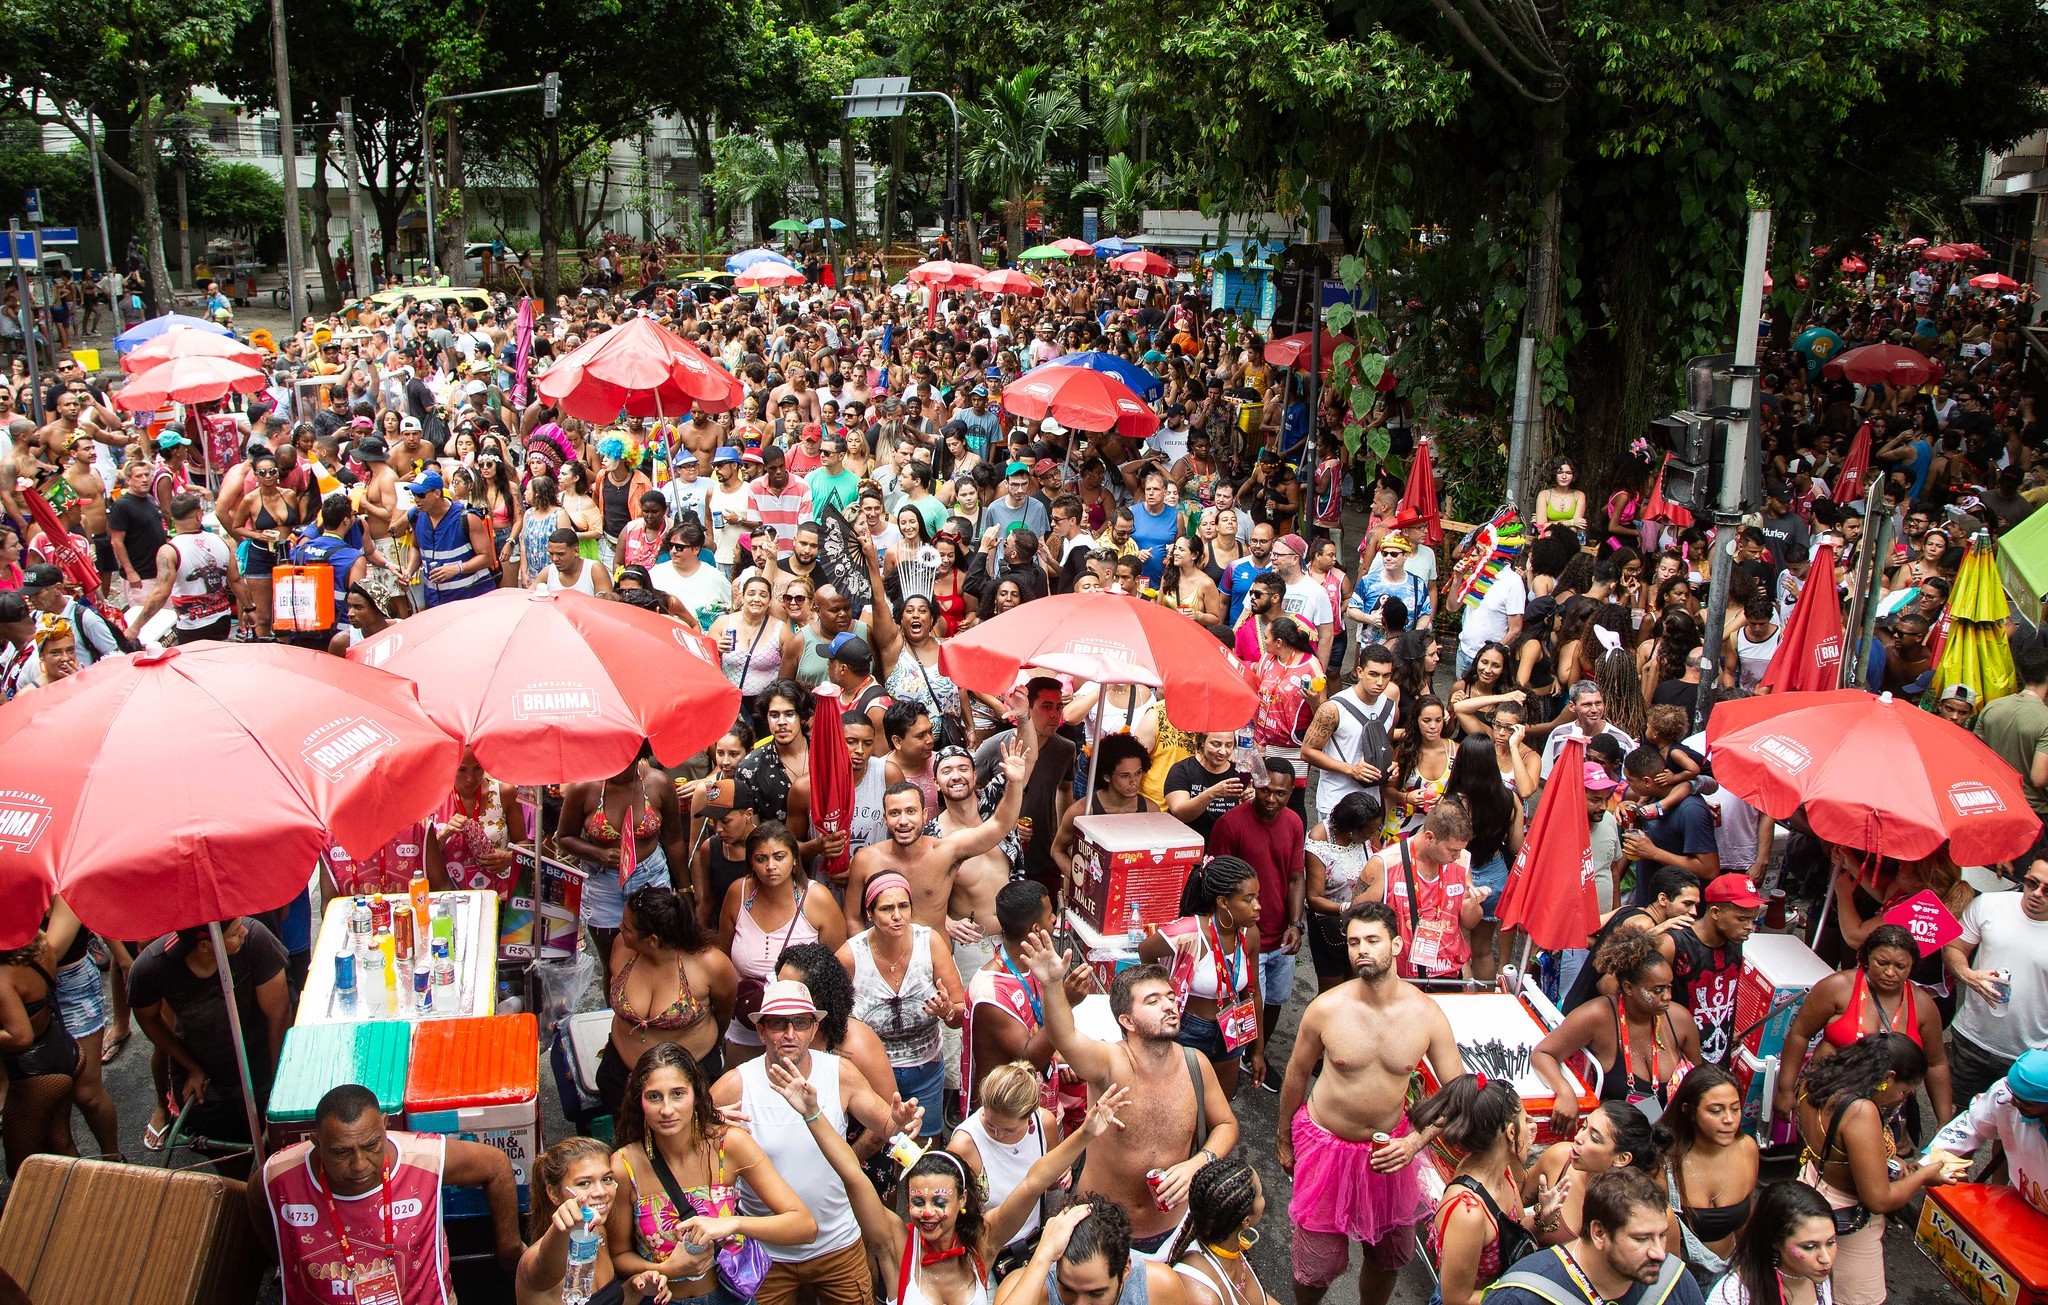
[404,1014,538,1111]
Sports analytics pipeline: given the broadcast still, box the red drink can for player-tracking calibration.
[369,895,393,933]
[1145,1167,1171,1210]
[393,909,414,961]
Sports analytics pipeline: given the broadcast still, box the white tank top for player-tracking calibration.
[1735,624,1781,690]
[540,560,599,594]
[851,926,943,1067]
[1316,689,1396,810]
[956,1110,1051,1246]
[737,1050,861,1260]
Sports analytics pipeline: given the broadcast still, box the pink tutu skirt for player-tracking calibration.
[1289,1108,1428,1245]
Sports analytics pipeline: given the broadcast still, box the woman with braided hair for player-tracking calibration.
[767,1058,1131,1305]
[1139,854,1264,1097]
[1168,1156,1279,1305]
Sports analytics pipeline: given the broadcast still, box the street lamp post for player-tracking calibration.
[839,80,963,255]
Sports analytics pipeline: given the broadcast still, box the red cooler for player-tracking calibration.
[405,1014,541,1217]
[1071,811,1202,935]
[1917,1183,2048,1305]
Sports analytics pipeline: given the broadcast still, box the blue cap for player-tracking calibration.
[405,469,445,495]
[2009,1049,2048,1104]
[713,445,742,465]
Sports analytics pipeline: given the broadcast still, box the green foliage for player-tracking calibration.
[1074,154,1159,234]
[192,159,283,233]
[962,67,1088,246]
[0,137,93,228]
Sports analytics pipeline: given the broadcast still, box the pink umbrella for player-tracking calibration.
[1839,256,1868,274]
[536,315,742,420]
[1905,237,1929,248]
[737,264,807,290]
[1923,245,1964,263]
[905,260,984,289]
[119,329,264,374]
[112,355,267,411]
[1107,250,1174,277]
[1051,238,1095,256]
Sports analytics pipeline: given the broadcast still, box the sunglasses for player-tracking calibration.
[757,1015,818,1033]
[256,467,280,478]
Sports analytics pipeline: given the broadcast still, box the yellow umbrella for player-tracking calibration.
[1934,537,2016,706]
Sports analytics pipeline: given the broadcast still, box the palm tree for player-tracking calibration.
[1075,153,1158,235]
[963,67,1088,255]
[707,137,814,242]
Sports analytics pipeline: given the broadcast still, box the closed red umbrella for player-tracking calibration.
[536,315,742,421]
[905,260,984,288]
[1051,238,1095,256]
[1832,424,1872,504]
[1970,272,2021,292]
[0,643,459,936]
[1396,435,1443,545]
[1822,343,1942,387]
[1107,250,1174,277]
[1706,688,2042,865]
[1003,365,1159,438]
[977,269,1045,297]
[1758,543,1845,693]
[809,684,853,882]
[20,483,100,595]
[349,588,740,785]
[120,329,265,374]
[940,592,1257,731]
[1495,737,1596,953]
[112,355,268,411]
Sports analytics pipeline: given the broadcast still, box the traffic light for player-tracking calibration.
[542,72,560,118]
[1653,353,1761,517]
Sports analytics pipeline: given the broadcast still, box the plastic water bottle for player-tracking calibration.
[1233,728,1260,789]
[348,896,374,958]
[563,1210,600,1305]
[1126,898,1144,948]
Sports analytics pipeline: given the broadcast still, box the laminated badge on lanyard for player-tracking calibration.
[316,1158,402,1305]
[1208,916,1258,1052]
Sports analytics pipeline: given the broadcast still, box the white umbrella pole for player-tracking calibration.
[208,918,267,1159]
[1809,875,1836,949]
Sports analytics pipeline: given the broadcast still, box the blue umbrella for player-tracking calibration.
[1025,351,1165,403]
[1092,237,1145,256]
[726,247,798,273]
[807,217,847,231]
[112,312,233,354]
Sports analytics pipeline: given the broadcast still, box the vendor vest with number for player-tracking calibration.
[262,1132,450,1305]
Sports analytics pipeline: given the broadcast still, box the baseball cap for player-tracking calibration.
[1005,460,1032,478]
[20,563,65,596]
[1275,532,1307,558]
[1939,683,1979,707]
[777,393,799,407]
[1765,482,1792,501]
[828,633,872,665]
[464,380,488,397]
[155,431,190,450]
[757,980,819,1020]
[1165,402,1188,418]
[1703,874,1763,910]
[802,422,822,441]
[405,468,445,495]
[1032,458,1060,477]
[1582,761,1623,793]
[713,446,741,465]
[354,435,391,463]
[700,774,758,818]
[971,384,989,398]
[399,415,423,432]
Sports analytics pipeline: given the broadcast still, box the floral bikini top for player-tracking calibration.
[625,1141,743,1261]
[611,949,710,1035]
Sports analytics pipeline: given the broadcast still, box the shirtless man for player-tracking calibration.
[1023,937,1239,1258]
[935,746,1013,974]
[1277,900,1464,1305]
[58,435,109,570]
[678,405,725,474]
[839,729,1029,940]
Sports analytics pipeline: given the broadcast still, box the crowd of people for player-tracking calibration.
[1,233,2046,1305]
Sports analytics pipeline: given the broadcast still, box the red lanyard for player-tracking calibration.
[1204,915,1244,998]
[313,1155,397,1293]
[449,786,483,826]
[1616,1004,1664,1092]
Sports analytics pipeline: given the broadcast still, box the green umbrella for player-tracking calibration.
[769,219,809,233]
[1018,244,1071,261]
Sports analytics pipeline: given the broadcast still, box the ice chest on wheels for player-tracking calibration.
[1917,1182,2048,1305]
[1735,934,1833,1060]
[1418,992,1597,1159]
[268,1020,411,1148]
[1071,811,1203,935]
[405,1014,541,1216]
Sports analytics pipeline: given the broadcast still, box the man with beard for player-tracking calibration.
[1486,1169,1703,1305]
[711,980,920,1305]
[1277,900,1463,1305]
[932,744,1019,974]
[840,733,1031,941]
[1023,942,1239,1260]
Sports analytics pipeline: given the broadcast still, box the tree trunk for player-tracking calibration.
[807,143,838,277]
[436,112,467,276]
[537,123,562,301]
[686,114,716,232]
[1006,187,1025,262]
[839,125,858,247]
[131,108,173,315]
[1507,109,1563,513]
[880,118,903,249]
[308,132,340,312]
[173,154,192,290]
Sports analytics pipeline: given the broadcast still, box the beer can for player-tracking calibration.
[1371,1131,1392,1152]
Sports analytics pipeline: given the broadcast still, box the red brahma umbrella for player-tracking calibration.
[119,329,265,374]
[1758,543,1846,693]
[1052,238,1095,256]
[905,260,985,288]
[1970,272,2021,292]
[1823,344,1942,387]
[350,588,740,785]
[977,269,1045,297]
[1107,250,1174,277]
[536,315,743,421]
[112,355,267,411]
[736,264,807,290]
[1003,365,1159,438]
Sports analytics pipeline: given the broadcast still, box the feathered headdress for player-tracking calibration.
[1451,508,1527,611]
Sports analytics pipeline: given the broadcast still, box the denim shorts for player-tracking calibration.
[55,955,108,1041]
[579,844,671,929]
[1470,851,1509,924]
[1177,1010,1229,1059]
[1258,947,1296,1008]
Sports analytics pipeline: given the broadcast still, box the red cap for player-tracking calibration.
[1703,874,1763,910]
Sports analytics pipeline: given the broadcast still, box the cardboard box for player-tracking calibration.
[1071,811,1203,935]
[502,847,586,962]
[1917,1183,2048,1305]
[0,1155,260,1304]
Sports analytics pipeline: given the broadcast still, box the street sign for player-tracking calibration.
[40,227,79,245]
[23,190,40,223]
[842,77,910,119]
[0,230,38,266]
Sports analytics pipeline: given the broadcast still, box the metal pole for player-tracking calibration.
[207,918,268,1161]
[11,222,44,427]
[337,99,373,299]
[1304,236,1323,540]
[270,0,307,322]
[422,110,438,282]
[1507,337,1537,508]
[86,110,115,316]
[1693,210,1772,733]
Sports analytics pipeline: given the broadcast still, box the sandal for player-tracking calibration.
[100,1029,131,1064]
[142,1118,170,1153]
